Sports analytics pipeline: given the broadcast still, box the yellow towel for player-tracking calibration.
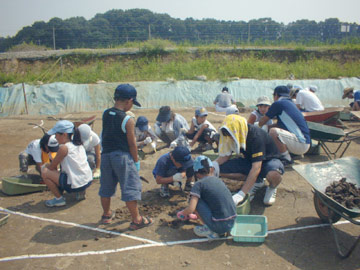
[218,115,248,156]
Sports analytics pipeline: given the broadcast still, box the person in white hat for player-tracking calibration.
[295,85,324,112]
[78,124,101,179]
[248,96,273,126]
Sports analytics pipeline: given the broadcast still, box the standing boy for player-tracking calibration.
[99,84,153,229]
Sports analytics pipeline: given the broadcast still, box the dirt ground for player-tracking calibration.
[0,107,360,270]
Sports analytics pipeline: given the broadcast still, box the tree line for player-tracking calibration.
[0,9,359,52]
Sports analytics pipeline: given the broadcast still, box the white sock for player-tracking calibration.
[281,151,291,161]
[55,196,63,200]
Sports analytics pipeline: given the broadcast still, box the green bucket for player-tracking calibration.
[236,194,251,215]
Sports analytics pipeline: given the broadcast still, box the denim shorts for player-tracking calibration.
[196,198,235,235]
[99,150,142,201]
[59,173,92,193]
[220,157,284,179]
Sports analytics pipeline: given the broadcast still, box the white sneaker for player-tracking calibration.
[193,225,220,239]
[263,187,277,206]
[248,180,266,201]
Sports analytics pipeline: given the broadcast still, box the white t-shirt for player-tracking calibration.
[61,142,92,188]
[296,89,324,112]
[191,117,216,132]
[83,131,100,152]
[25,139,42,163]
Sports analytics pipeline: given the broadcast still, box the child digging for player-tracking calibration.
[99,84,153,229]
[177,156,236,239]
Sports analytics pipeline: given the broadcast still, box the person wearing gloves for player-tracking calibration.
[19,133,59,175]
[154,106,190,148]
[152,146,194,197]
[99,84,153,230]
[186,107,217,151]
[41,120,93,207]
[258,85,311,166]
[247,96,273,128]
[78,124,101,179]
[177,156,236,239]
[213,114,284,206]
[135,116,158,153]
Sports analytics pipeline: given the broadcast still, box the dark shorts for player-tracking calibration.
[220,157,284,178]
[99,150,142,201]
[59,173,92,193]
[186,128,215,143]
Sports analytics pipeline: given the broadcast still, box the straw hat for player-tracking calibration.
[342,87,354,99]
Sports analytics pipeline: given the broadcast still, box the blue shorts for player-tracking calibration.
[220,157,284,179]
[99,150,142,201]
[59,173,92,193]
[196,199,235,235]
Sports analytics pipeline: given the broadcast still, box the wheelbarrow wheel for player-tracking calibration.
[313,194,341,223]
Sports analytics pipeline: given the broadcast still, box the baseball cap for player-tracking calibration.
[193,155,213,172]
[156,106,172,122]
[273,85,290,97]
[136,116,149,132]
[195,107,208,117]
[78,124,92,147]
[48,135,59,152]
[171,146,193,169]
[256,96,271,106]
[309,85,318,92]
[114,84,141,107]
[47,120,74,135]
[225,106,239,115]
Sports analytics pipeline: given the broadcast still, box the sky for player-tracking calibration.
[1,0,359,37]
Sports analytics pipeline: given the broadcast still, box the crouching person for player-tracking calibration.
[177,156,236,239]
[41,120,93,207]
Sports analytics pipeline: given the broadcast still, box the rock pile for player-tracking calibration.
[325,178,360,209]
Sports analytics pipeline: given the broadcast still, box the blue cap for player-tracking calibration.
[172,146,193,168]
[195,107,208,117]
[156,106,172,122]
[114,84,141,107]
[274,85,290,97]
[193,155,213,172]
[136,116,149,132]
[47,120,74,135]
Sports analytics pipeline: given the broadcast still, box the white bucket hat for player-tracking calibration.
[256,96,271,106]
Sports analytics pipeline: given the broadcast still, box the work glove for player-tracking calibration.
[232,190,246,206]
[173,172,185,182]
[177,210,198,221]
[212,161,220,178]
[134,161,140,172]
[150,142,157,152]
[144,136,152,145]
[93,168,101,179]
[170,141,177,149]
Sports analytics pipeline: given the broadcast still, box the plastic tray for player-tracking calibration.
[230,215,268,242]
[2,176,47,195]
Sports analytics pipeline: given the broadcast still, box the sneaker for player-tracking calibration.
[184,181,194,191]
[248,179,266,201]
[160,184,170,197]
[193,225,220,239]
[45,197,66,207]
[76,190,86,201]
[263,187,277,206]
[281,158,294,168]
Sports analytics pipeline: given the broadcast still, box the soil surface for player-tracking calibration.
[1,108,360,270]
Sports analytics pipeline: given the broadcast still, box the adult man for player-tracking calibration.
[213,87,237,112]
[19,134,59,175]
[213,115,284,206]
[78,124,101,178]
[342,87,360,111]
[259,85,311,165]
[294,85,324,112]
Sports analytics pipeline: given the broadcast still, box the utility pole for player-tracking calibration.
[148,24,151,40]
[52,27,56,50]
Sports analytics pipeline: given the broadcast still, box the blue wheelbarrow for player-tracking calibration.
[293,157,360,258]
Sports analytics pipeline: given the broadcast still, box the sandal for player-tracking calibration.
[129,216,154,231]
[101,211,115,224]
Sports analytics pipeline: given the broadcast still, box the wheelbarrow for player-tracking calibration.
[307,121,360,160]
[303,107,344,128]
[293,157,360,258]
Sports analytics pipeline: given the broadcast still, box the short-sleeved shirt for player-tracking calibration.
[214,92,235,108]
[243,124,280,163]
[25,139,42,163]
[250,110,273,126]
[191,117,216,132]
[83,131,100,152]
[152,153,194,178]
[190,176,236,221]
[354,90,360,101]
[295,90,324,112]
[102,107,130,154]
[266,98,311,144]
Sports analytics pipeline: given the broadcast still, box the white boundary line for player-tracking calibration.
[0,208,359,262]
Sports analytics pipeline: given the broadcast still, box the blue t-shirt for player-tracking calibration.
[354,90,360,101]
[266,99,311,144]
[190,176,236,221]
[152,153,194,179]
